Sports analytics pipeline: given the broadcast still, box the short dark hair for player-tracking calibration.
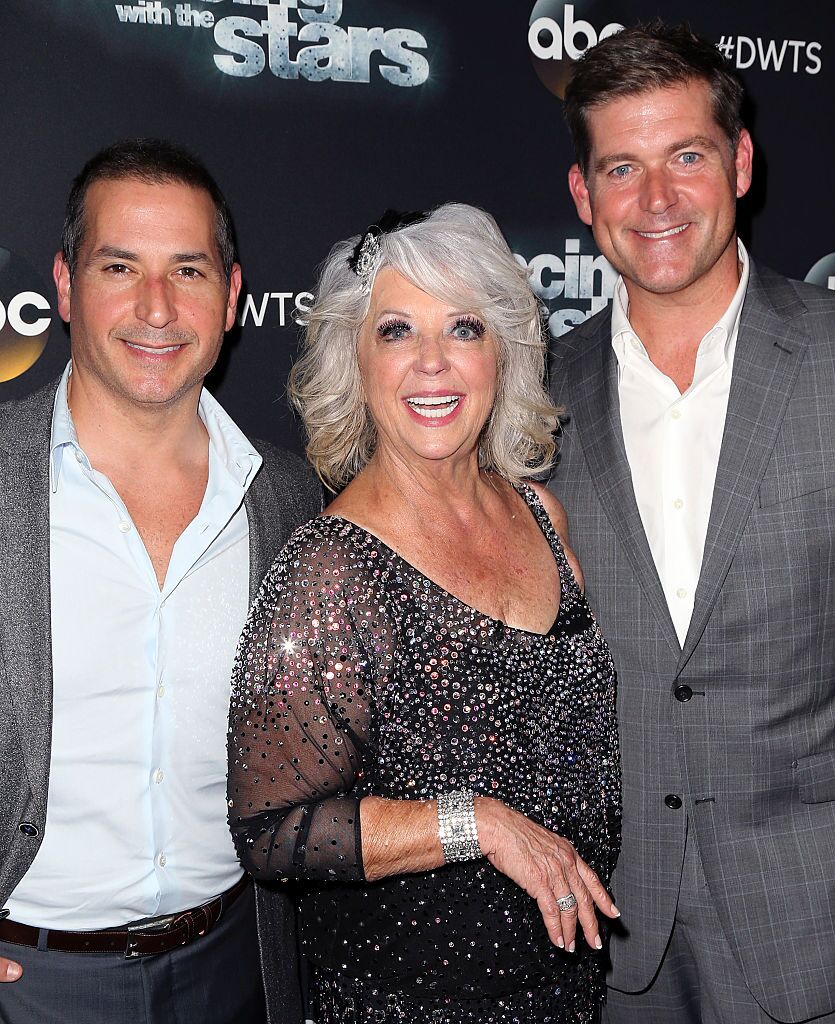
[61,138,237,281]
[564,20,745,175]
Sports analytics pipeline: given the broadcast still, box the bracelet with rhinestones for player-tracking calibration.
[437,790,481,863]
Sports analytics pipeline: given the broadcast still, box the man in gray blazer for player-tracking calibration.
[551,21,835,1024]
[0,140,320,1023]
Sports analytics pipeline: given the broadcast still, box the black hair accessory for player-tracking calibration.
[347,208,429,287]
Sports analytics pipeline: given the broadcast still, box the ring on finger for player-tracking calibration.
[556,893,578,912]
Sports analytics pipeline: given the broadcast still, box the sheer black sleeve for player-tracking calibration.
[228,519,390,883]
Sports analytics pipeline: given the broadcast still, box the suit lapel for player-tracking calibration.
[678,265,809,670]
[0,384,58,806]
[245,446,295,603]
[566,317,681,656]
[245,466,274,603]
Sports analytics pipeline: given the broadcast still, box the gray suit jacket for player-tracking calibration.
[0,379,321,1024]
[550,263,835,1023]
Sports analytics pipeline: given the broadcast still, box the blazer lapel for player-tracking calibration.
[0,384,57,806]
[678,265,809,670]
[245,445,295,603]
[245,464,274,604]
[566,318,681,656]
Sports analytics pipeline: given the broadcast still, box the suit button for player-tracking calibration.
[674,684,693,702]
[19,822,39,838]
[664,794,683,810]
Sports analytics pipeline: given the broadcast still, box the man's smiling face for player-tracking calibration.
[54,176,241,411]
[568,79,753,303]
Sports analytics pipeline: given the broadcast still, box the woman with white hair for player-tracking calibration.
[228,205,621,1023]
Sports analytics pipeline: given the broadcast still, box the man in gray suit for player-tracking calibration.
[551,21,835,1024]
[0,140,320,1023]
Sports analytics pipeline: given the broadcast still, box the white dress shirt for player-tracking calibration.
[7,362,262,929]
[612,241,750,646]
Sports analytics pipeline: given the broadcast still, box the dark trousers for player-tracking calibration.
[0,885,265,1024]
[602,830,835,1024]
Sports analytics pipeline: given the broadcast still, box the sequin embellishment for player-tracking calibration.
[229,483,621,1022]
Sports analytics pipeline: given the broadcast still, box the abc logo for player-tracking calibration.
[805,253,835,292]
[0,247,52,383]
[529,1,624,99]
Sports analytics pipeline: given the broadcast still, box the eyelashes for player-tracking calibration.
[376,315,487,341]
[453,315,486,339]
[377,318,411,340]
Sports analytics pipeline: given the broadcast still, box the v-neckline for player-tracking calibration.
[320,484,567,639]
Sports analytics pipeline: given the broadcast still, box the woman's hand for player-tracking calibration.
[476,796,619,952]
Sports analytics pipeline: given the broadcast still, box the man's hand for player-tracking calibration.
[1,957,22,981]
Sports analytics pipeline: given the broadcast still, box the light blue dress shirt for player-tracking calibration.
[7,362,263,929]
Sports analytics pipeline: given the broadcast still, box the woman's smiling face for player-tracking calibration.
[357,267,499,470]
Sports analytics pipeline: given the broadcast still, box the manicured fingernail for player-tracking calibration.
[556,937,564,949]
[612,904,621,917]
[5,963,21,980]
[595,936,603,949]
[568,941,576,953]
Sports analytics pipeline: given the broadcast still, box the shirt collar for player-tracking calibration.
[611,238,750,368]
[50,361,263,493]
[197,386,262,490]
[50,362,82,492]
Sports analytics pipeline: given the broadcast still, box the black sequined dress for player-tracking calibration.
[229,484,621,1023]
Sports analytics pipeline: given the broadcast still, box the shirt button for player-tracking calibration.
[154,769,165,784]
[671,408,682,420]
[118,521,131,533]
[158,852,167,868]
[157,684,165,699]
[676,587,687,599]
[673,498,684,510]
[74,449,85,463]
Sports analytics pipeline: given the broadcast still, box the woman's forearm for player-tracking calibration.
[359,795,447,880]
[359,794,507,880]
[359,794,618,952]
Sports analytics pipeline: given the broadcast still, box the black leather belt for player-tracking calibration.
[0,873,249,958]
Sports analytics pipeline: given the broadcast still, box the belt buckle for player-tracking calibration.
[123,912,180,958]
[121,892,225,958]
[126,914,178,933]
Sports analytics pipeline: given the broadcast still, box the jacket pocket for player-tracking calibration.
[757,451,835,507]
[795,749,835,804]
[758,473,835,508]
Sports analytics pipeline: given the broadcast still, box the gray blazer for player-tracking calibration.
[0,379,322,1024]
[550,262,835,1023]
